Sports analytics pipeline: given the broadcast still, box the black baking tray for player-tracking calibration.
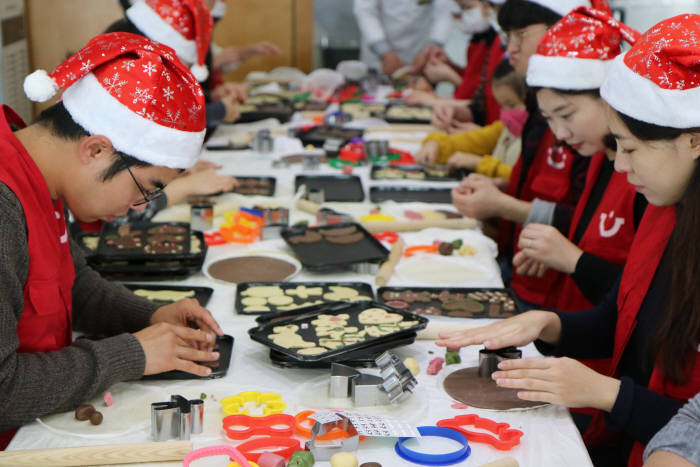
[370,164,467,182]
[236,281,375,315]
[293,126,364,148]
[280,222,388,271]
[339,101,387,119]
[294,175,364,202]
[377,286,521,319]
[97,222,191,260]
[142,334,234,380]
[383,104,433,124]
[232,176,276,196]
[294,100,330,111]
[370,186,453,204]
[238,105,293,124]
[248,301,428,362]
[123,284,214,307]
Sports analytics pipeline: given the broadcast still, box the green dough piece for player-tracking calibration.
[445,350,461,365]
[442,299,485,313]
[289,450,315,467]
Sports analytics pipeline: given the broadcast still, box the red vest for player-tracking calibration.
[549,153,638,311]
[0,105,76,447]
[510,133,578,306]
[583,205,700,467]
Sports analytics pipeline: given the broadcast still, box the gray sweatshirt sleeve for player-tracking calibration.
[0,184,150,430]
[643,392,700,465]
[524,198,555,226]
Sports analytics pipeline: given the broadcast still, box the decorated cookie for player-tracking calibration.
[242,286,285,298]
[241,297,268,306]
[311,314,350,327]
[359,308,403,324]
[319,338,345,349]
[271,324,299,334]
[442,299,485,313]
[384,300,409,309]
[364,326,395,337]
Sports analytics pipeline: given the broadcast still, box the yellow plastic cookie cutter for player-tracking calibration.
[220,391,287,417]
[361,213,396,222]
[229,463,259,467]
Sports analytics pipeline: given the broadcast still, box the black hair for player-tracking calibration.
[490,60,527,102]
[615,110,700,385]
[34,102,152,182]
[531,86,601,99]
[497,0,562,32]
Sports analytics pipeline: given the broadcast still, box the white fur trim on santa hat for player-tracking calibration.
[601,53,700,129]
[62,73,204,169]
[126,1,198,65]
[190,64,209,82]
[527,54,610,90]
[23,69,59,102]
[528,0,590,17]
[210,0,227,18]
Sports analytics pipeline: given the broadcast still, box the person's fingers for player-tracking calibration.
[170,324,216,345]
[495,377,552,393]
[172,358,214,377]
[175,344,219,363]
[496,357,554,371]
[186,305,224,336]
[516,391,557,403]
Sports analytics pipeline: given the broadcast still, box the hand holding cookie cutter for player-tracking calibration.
[478,347,522,378]
[220,391,286,417]
[436,414,524,450]
[223,413,295,440]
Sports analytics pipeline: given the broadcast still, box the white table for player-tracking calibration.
[8,126,593,467]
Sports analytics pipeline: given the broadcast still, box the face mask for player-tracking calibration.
[500,108,529,137]
[457,7,491,35]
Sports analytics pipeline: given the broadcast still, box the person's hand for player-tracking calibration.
[187,159,222,174]
[436,310,561,349]
[134,322,220,377]
[424,59,461,86]
[186,169,238,196]
[412,44,447,73]
[241,41,282,61]
[513,251,548,277]
[415,141,440,167]
[404,89,437,106]
[451,175,506,219]
[222,94,241,123]
[446,152,482,170]
[211,82,249,103]
[518,224,583,274]
[382,51,404,75]
[150,299,224,341]
[213,46,243,69]
[431,102,456,130]
[493,357,622,411]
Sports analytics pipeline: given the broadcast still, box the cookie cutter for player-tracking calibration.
[220,391,287,417]
[478,347,522,378]
[151,395,203,441]
[183,445,251,467]
[223,413,295,440]
[316,207,354,226]
[436,414,524,450]
[395,426,471,466]
[350,262,380,275]
[306,413,359,461]
[295,410,362,440]
[237,436,301,462]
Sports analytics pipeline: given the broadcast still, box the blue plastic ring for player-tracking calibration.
[394,426,471,466]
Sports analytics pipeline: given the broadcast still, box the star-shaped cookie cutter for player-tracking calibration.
[220,391,287,417]
[436,414,524,450]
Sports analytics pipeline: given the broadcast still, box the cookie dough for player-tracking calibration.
[443,367,543,410]
[358,308,403,324]
[311,314,350,327]
[267,295,295,306]
[286,285,323,299]
[242,286,285,298]
[297,347,328,356]
[208,256,297,284]
[244,305,271,312]
[268,332,315,349]
[133,289,196,302]
[403,357,419,376]
[323,286,360,301]
[330,452,358,467]
[241,296,268,306]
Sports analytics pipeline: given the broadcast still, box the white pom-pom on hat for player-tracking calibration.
[190,64,209,82]
[24,69,59,102]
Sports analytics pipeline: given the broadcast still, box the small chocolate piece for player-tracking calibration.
[89,411,103,425]
[287,230,323,244]
[320,225,357,237]
[325,231,364,244]
[75,404,95,421]
[438,242,454,256]
[360,463,383,467]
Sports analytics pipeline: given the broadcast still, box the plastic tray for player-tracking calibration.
[122,284,214,307]
[369,187,453,204]
[383,104,433,124]
[294,175,365,202]
[96,222,191,260]
[370,164,467,182]
[280,222,388,271]
[235,281,374,315]
[294,126,364,148]
[232,176,276,196]
[377,286,521,319]
[248,300,428,362]
[142,334,233,380]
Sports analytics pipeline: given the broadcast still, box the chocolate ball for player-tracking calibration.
[74,404,95,421]
[360,463,383,467]
[89,411,103,425]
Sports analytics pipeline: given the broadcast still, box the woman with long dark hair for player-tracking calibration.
[438,14,700,467]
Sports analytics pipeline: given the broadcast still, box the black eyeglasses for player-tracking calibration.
[117,152,164,206]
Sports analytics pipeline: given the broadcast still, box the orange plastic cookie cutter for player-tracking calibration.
[220,210,265,243]
[220,391,286,417]
[223,413,295,440]
[236,436,301,462]
[404,244,439,257]
[294,410,365,440]
[436,414,523,450]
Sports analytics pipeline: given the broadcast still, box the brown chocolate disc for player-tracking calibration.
[325,232,364,244]
[287,230,323,244]
[443,367,543,410]
[320,226,357,237]
[207,256,297,284]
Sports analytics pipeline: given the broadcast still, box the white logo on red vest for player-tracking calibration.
[546,147,567,170]
[599,210,625,238]
[55,211,68,244]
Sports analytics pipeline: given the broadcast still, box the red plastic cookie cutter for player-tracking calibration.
[372,231,400,244]
[236,436,301,462]
[294,410,364,440]
[436,414,523,450]
[222,413,295,440]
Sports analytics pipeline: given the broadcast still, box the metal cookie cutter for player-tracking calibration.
[478,346,522,378]
[329,351,418,407]
[151,395,203,441]
[306,413,359,461]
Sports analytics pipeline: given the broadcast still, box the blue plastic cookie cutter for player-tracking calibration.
[394,426,471,466]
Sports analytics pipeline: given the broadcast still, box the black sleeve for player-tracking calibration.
[571,253,624,305]
[552,202,575,235]
[633,193,648,230]
[535,277,619,359]
[468,100,486,127]
[205,100,226,130]
[606,376,683,445]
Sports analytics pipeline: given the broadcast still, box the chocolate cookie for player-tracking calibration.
[326,232,364,244]
[287,230,323,244]
[442,299,485,314]
[320,226,357,237]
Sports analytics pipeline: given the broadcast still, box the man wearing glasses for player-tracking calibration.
[0,33,223,447]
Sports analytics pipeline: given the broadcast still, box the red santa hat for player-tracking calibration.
[126,0,213,81]
[23,32,206,169]
[527,0,609,17]
[602,14,700,128]
[527,7,639,90]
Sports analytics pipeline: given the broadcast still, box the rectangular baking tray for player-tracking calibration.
[294,126,364,147]
[377,286,521,319]
[86,231,206,265]
[383,104,433,124]
[369,186,453,204]
[248,300,428,362]
[142,334,233,380]
[280,222,388,271]
[235,281,374,315]
[294,175,365,202]
[232,176,276,196]
[96,222,191,260]
[370,164,466,182]
[122,284,214,307]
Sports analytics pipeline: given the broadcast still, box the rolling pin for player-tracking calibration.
[478,457,519,467]
[375,238,405,287]
[0,440,192,466]
[361,218,477,233]
[296,198,322,215]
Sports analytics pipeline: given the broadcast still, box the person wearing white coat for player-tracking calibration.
[354,0,455,75]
